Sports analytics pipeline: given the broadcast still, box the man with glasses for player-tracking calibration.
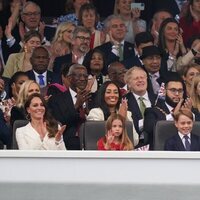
[53,26,91,75]
[143,73,192,148]
[4,1,54,61]
[48,64,91,150]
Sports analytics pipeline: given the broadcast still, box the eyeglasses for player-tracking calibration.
[69,73,88,79]
[76,36,90,42]
[23,12,41,17]
[167,88,184,94]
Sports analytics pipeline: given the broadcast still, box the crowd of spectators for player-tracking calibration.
[0,0,200,151]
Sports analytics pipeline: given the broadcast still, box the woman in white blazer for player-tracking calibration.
[16,93,66,150]
[87,81,139,146]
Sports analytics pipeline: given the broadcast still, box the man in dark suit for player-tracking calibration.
[122,31,154,69]
[27,46,59,95]
[48,64,91,150]
[125,67,157,145]
[3,1,55,62]
[143,74,191,148]
[140,45,169,95]
[53,26,91,75]
[97,15,135,72]
[164,110,200,151]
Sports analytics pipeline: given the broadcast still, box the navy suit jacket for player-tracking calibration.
[143,101,170,146]
[164,133,200,151]
[48,90,83,150]
[126,91,156,135]
[97,41,135,72]
[26,70,60,85]
[53,53,72,74]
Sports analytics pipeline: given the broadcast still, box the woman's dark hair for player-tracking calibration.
[24,93,59,138]
[158,17,179,53]
[83,48,107,75]
[8,71,29,98]
[96,81,122,120]
[78,3,99,27]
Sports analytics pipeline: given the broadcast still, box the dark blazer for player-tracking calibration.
[48,90,83,150]
[143,101,170,146]
[126,91,156,134]
[164,133,200,151]
[53,53,72,74]
[26,70,60,85]
[97,41,135,71]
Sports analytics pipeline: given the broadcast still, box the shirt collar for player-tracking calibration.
[178,132,191,140]
[132,91,148,100]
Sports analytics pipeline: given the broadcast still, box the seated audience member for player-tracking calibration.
[113,0,146,44]
[180,0,200,45]
[182,63,200,96]
[78,3,107,49]
[0,72,29,123]
[158,18,186,72]
[143,73,192,147]
[57,0,103,30]
[4,1,54,55]
[3,30,42,79]
[16,93,66,150]
[87,81,139,146]
[107,62,128,96]
[97,15,135,66]
[164,109,200,151]
[150,9,172,44]
[122,31,154,69]
[48,64,91,150]
[10,80,40,127]
[26,46,59,96]
[84,48,107,93]
[125,67,157,143]
[53,26,91,75]
[140,45,168,95]
[0,109,12,149]
[190,75,200,121]
[97,113,133,150]
[176,36,200,72]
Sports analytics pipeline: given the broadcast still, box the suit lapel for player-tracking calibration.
[175,134,186,151]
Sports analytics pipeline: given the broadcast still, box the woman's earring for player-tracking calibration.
[26,113,30,120]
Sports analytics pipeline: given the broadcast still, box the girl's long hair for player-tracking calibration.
[104,113,133,150]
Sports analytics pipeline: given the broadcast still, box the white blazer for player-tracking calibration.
[16,122,66,150]
[87,108,139,146]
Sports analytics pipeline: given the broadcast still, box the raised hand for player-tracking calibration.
[75,88,91,110]
[105,130,115,146]
[19,21,26,41]
[118,98,128,119]
[55,125,66,142]
[39,21,45,40]
[131,8,141,21]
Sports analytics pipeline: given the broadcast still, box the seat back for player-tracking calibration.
[80,121,134,150]
[154,120,200,150]
[12,120,29,149]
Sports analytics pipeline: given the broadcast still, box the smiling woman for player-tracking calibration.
[87,81,139,146]
[16,93,66,150]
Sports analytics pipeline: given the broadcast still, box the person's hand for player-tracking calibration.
[150,21,159,45]
[55,125,66,142]
[105,130,115,145]
[176,33,187,55]
[19,21,25,41]
[39,21,45,40]
[131,8,141,21]
[118,98,128,119]
[85,75,96,92]
[44,95,52,102]
[0,78,5,94]
[75,89,91,110]
[173,98,184,115]
[5,18,13,39]
[181,97,192,111]
[11,82,18,100]
[190,5,200,22]
[108,30,118,45]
